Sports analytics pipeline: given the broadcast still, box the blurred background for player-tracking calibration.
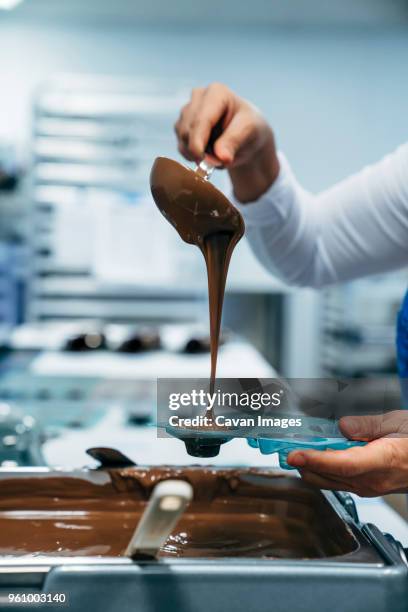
[0,0,407,473]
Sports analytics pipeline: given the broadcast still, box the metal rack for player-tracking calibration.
[321,271,408,376]
[29,74,200,323]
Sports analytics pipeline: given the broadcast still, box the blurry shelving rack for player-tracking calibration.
[321,271,408,377]
[30,74,198,323]
[28,73,322,376]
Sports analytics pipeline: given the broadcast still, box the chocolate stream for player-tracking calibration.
[150,157,244,396]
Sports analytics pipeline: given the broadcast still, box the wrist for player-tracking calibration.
[228,141,280,203]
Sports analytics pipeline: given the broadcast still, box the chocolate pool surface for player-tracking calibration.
[0,467,356,559]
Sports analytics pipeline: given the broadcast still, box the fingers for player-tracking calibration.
[174,83,274,181]
[298,470,354,493]
[339,415,383,441]
[188,84,232,162]
[298,469,388,496]
[213,110,256,165]
[291,438,408,497]
[340,411,408,441]
[174,83,237,164]
[287,439,394,478]
[174,88,205,162]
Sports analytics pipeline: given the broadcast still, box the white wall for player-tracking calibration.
[1,19,407,192]
[5,0,408,26]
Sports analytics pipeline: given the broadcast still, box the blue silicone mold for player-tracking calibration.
[247,436,366,469]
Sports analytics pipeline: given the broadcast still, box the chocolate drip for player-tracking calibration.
[150,158,244,456]
[201,232,236,393]
[150,157,244,394]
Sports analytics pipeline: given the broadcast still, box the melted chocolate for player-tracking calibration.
[150,157,244,393]
[150,158,244,456]
[0,467,356,559]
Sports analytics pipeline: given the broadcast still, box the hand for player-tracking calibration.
[287,411,408,496]
[174,83,280,203]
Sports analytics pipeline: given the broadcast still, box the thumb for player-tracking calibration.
[340,410,408,441]
[213,111,252,165]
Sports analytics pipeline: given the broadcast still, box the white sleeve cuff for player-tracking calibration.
[227,152,297,227]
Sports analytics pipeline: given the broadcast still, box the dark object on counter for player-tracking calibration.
[184,337,211,353]
[0,466,406,612]
[64,332,106,351]
[127,413,151,426]
[86,447,136,468]
[183,333,226,354]
[0,170,19,192]
[116,330,161,353]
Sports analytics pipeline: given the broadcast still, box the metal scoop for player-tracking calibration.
[150,117,244,459]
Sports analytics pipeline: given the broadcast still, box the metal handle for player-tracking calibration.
[195,116,225,180]
[125,479,193,559]
[333,490,359,523]
[196,159,214,180]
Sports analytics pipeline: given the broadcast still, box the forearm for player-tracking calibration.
[229,152,335,288]
[228,137,280,203]
[230,144,408,288]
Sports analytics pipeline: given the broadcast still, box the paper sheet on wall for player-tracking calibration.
[52,191,94,269]
[90,190,178,285]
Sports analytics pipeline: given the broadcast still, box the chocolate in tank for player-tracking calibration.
[0,467,357,559]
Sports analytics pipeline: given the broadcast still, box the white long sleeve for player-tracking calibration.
[230,144,408,288]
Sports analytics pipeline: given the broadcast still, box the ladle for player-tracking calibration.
[150,120,244,458]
